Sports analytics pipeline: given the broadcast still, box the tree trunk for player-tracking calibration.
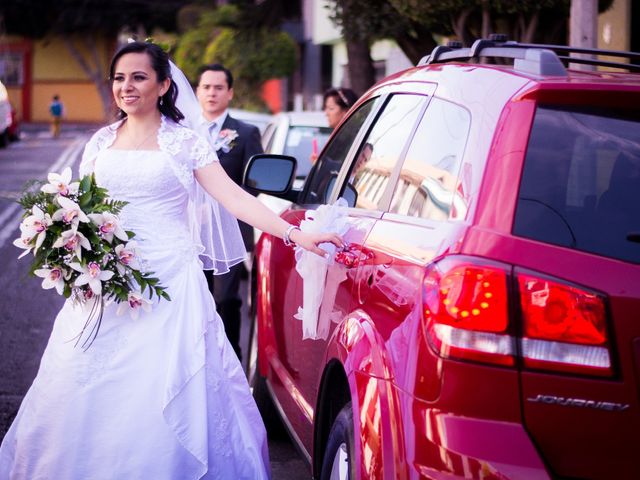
[481,0,491,39]
[452,7,474,46]
[523,11,539,43]
[345,38,375,96]
[62,35,113,121]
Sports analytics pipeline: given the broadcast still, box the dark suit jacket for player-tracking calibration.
[215,114,263,251]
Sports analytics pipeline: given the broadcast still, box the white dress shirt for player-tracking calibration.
[203,110,229,142]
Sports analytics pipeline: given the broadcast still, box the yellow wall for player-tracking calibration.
[32,82,105,123]
[33,37,111,81]
[31,36,113,122]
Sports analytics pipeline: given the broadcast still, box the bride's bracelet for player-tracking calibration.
[283,224,301,247]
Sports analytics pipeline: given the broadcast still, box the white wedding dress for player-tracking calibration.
[0,118,270,479]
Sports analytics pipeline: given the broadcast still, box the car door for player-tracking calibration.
[262,92,435,453]
[260,97,382,451]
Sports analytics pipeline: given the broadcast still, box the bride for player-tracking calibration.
[0,41,341,479]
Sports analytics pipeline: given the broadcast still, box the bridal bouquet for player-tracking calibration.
[14,168,170,324]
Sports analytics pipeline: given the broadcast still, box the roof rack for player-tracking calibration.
[418,35,640,76]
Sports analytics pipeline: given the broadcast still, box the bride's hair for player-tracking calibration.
[109,41,185,123]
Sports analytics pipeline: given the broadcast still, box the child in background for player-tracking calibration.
[49,95,64,138]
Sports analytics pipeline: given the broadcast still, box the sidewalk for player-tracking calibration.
[19,122,102,140]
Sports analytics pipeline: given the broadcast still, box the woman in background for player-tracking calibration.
[323,87,358,129]
[311,87,358,165]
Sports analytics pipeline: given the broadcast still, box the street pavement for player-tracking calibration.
[0,124,310,479]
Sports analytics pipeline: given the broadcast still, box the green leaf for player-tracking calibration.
[80,175,92,194]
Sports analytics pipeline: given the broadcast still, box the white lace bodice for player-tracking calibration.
[80,116,216,186]
[94,149,198,280]
[79,116,247,275]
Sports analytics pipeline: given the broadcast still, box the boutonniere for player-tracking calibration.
[214,129,239,153]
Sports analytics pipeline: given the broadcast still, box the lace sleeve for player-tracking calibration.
[167,122,246,273]
[190,133,218,170]
[79,131,101,176]
[79,124,118,176]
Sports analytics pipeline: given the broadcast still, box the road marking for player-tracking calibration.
[0,137,87,251]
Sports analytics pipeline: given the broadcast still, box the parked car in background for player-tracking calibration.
[8,104,20,142]
[0,80,13,147]
[262,111,332,181]
[245,37,640,480]
[229,108,272,135]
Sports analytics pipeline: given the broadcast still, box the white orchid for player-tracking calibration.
[114,241,140,275]
[20,205,52,250]
[116,291,152,319]
[52,196,90,227]
[13,233,35,259]
[88,212,128,244]
[40,167,79,197]
[70,261,114,296]
[52,229,91,259]
[34,265,68,295]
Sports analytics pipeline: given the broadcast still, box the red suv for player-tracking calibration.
[244,38,640,479]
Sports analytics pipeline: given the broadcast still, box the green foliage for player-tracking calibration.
[174,28,212,84]
[174,3,297,110]
[329,0,439,41]
[204,29,296,84]
[387,0,577,45]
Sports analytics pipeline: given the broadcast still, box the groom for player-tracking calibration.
[196,63,263,362]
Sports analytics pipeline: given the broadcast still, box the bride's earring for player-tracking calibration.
[159,96,163,106]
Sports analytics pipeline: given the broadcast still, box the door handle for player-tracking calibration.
[334,243,373,269]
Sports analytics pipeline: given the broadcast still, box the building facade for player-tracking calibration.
[0,34,112,123]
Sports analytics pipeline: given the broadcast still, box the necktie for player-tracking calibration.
[208,122,217,138]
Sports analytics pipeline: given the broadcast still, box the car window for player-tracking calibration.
[389,97,470,221]
[345,94,429,211]
[304,98,378,204]
[284,125,333,178]
[514,106,640,264]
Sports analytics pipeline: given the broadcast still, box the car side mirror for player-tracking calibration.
[243,154,297,195]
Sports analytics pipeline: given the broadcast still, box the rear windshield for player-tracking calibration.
[514,106,640,264]
[284,126,333,178]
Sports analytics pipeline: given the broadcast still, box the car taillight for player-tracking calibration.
[422,257,612,376]
[518,272,611,376]
[422,258,515,366]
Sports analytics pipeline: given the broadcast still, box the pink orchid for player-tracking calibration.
[70,261,114,296]
[40,167,79,197]
[34,266,68,295]
[13,233,35,259]
[88,212,128,244]
[116,291,152,319]
[52,229,91,259]
[52,196,90,227]
[20,205,52,250]
[114,241,140,275]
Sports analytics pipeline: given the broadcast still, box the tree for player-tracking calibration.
[328,0,614,93]
[173,3,297,111]
[0,0,190,119]
[388,0,614,47]
[328,0,437,93]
